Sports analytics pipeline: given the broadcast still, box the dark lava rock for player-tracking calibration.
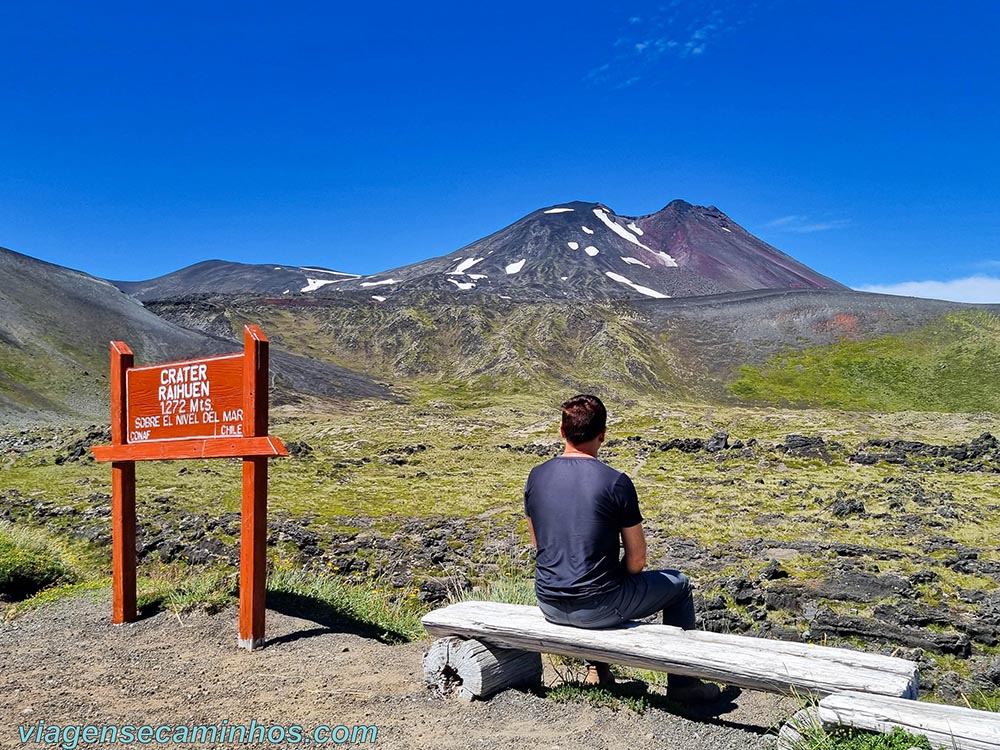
[851,432,1000,469]
[273,523,321,551]
[812,571,912,603]
[657,438,704,453]
[811,608,971,656]
[705,431,729,452]
[872,602,953,628]
[830,497,866,518]
[285,441,313,458]
[418,575,470,604]
[779,435,833,460]
[698,609,752,634]
[184,537,234,565]
[762,587,802,612]
[759,560,789,581]
[724,577,760,606]
[935,671,965,703]
[498,442,560,457]
[55,427,111,464]
[974,657,1000,687]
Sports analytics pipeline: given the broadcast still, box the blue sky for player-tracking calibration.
[1,1,998,300]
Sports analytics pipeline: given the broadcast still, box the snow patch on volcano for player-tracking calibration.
[301,278,339,292]
[605,272,668,298]
[505,259,526,274]
[449,257,485,274]
[621,257,651,268]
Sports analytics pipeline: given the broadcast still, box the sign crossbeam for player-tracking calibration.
[92,325,287,650]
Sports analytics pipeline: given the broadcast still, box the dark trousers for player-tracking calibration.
[536,569,698,685]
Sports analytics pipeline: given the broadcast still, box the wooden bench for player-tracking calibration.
[779,692,1000,750]
[422,601,920,701]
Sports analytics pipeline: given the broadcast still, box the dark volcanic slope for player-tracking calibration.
[115,260,360,302]
[0,248,393,421]
[313,199,846,301]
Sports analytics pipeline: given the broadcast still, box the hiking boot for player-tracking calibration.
[583,662,616,686]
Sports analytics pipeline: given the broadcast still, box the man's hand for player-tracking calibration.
[621,523,646,575]
[526,517,538,549]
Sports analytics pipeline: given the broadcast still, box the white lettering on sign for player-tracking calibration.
[158,364,211,401]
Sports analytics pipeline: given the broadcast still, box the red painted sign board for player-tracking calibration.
[92,325,287,651]
[126,354,245,442]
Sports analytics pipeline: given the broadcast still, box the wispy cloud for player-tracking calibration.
[857,276,1000,304]
[585,1,768,87]
[766,215,852,233]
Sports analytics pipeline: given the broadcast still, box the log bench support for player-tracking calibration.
[422,601,920,701]
[423,635,542,701]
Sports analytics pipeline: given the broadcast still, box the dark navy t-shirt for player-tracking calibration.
[524,456,643,602]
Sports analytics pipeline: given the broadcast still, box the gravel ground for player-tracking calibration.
[1,594,799,749]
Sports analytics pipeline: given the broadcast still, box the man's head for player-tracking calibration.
[560,394,607,447]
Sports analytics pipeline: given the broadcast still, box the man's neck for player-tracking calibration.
[562,441,600,459]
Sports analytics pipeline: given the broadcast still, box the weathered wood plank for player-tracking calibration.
[819,691,1000,750]
[422,601,919,699]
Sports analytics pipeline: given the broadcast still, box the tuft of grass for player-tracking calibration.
[962,688,1000,712]
[267,567,426,643]
[0,522,78,601]
[137,565,237,616]
[545,682,650,713]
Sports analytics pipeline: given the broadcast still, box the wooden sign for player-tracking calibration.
[93,326,288,651]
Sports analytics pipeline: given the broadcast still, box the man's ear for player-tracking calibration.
[598,430,607,444]
[559,423,566,439]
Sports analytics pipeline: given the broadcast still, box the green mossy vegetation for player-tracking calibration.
[729,311,1000,412]
[790,725,932,750]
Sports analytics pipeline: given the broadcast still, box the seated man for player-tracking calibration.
[524,394,731,702]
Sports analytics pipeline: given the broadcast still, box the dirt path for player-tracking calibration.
[1,594,798,749]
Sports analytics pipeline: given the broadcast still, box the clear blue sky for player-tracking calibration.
[2,1,998,300]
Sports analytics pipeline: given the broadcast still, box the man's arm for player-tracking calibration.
[621,523,646,575]
[526,517,537,549]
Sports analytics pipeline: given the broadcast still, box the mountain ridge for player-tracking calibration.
[112,199,846,303]
[0,246,396,422]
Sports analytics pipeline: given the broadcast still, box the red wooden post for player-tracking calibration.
[110,341,137,624]
[239,325,269,650]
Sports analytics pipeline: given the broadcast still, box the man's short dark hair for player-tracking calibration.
[561,394,607,445]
